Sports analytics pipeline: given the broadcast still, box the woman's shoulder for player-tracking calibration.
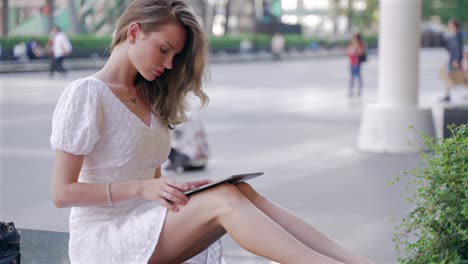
[58,76,107,105]
[64,76,105,94]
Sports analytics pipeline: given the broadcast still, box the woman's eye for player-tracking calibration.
[160,47,168,54]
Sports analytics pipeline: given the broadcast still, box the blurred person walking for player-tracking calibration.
[25,39,45,60]
[49,26,72,78]
[440,19,464,102]
[347,33,366,97]
[271,31,285,60]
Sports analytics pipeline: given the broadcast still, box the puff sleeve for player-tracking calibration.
[50,78,103,155]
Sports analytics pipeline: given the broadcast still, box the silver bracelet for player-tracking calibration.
[106,182,114,207]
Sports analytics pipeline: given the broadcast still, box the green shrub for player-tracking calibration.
[0,33,378,58]
[392,124,468,264]
[208,35,242,51]
[68,35,112,50]
[284,34,311,50]
[0,36,49,50]
[252,34,272,50]
[0,35,112,58]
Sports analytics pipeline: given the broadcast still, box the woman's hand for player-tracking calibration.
[138,177,193,212]
[185,179,213,190]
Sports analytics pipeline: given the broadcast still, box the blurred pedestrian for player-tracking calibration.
[12,42,27,61]
[440,19,464,102]
[25,39,45,60]
[347,33,365,97]
[49,26,72,77]
[271,31,285,60]
[239,38,253,54]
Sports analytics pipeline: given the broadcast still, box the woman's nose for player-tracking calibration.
[163,58,173,70]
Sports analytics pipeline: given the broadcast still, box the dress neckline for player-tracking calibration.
[88,75,154,129]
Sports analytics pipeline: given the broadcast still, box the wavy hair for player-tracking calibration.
[111,0,209,127]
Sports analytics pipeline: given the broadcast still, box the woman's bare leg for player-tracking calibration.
[445,83,452,98]
[236,182,372,264]
[170,227,226,264]
[149,183,340,264]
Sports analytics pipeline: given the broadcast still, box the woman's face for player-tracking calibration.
[448,22,456,33]
[129,22,186,81]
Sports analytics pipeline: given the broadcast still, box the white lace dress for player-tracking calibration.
[50,76,225,264]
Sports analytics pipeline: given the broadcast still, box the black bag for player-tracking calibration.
[358,53,367,63]
[0,222,21,264]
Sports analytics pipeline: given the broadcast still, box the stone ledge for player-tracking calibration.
[18,229,70,264]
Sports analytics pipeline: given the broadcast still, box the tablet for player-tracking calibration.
[184,172,264,195]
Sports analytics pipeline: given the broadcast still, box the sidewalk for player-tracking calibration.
[0,49,344,73]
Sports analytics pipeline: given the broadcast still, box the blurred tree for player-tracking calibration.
[194,0,216,34]
[329,0,339,34]
[224,0,230,35]
[423,0,468,25]
[329,0,379,34]
[195,0,207,31]
[77,0,130,35]
[353,0,378,32]
[346,0,354,32]
[47,0,54,32]
[68,0,79,34]
[1,0,8,36]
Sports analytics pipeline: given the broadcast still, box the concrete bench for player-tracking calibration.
[18,229,69,264]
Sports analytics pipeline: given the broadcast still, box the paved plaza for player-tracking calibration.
[1,49,467,263]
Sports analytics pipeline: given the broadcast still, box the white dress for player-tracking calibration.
[50,76,225,264]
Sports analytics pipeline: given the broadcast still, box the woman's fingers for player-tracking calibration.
[162,186,188,205]
[152,178,215,211]
[160,178,190,206]
[190,179,213,187]
[165,178,192,191]
[159,198,179,212]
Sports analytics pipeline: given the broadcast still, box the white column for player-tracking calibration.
[357,0,435,153]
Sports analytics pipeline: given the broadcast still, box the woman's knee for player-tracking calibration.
[236,182,266,204]
[203,183,246,215]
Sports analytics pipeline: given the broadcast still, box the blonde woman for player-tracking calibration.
[51,1,373,263]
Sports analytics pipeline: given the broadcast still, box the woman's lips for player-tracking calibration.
[153,69,163,76]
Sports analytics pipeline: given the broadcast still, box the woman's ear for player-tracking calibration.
[127,22,140,43]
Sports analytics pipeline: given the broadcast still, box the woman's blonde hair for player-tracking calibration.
[111,0,209,127]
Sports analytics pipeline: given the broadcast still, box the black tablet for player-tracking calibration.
[184,172,264,195]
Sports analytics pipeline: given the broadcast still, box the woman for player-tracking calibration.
[51,1,373,263]
[441,19,464,102]
[347,34,365,97]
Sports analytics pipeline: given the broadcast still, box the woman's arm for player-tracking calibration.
[52,151,140,208]
[52,151,194,210]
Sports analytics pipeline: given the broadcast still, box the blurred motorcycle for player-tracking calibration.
[165,110,210,173]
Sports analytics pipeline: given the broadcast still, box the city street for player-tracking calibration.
[1,49,466,263]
